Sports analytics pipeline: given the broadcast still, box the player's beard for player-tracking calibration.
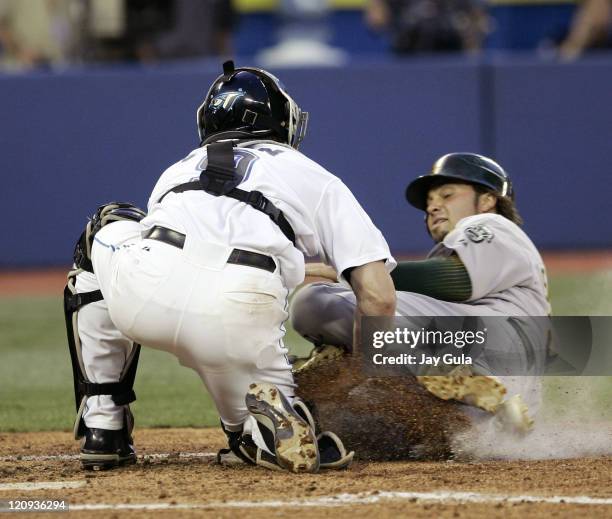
[429,196,481,243]
[431,229,448,243]
[429,222,450,243]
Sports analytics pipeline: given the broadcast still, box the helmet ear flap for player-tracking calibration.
[286,94,309,149]
[292,110,309,149]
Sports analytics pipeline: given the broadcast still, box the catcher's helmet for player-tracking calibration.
[405,153,513,210]
[197,61,308,149]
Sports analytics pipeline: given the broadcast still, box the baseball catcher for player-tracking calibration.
[63,61,397,472]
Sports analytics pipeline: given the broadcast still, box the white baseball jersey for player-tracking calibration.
[428,213,550,316]
[144,141,395,289]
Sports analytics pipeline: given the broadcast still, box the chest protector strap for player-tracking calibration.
[159,142,296,245]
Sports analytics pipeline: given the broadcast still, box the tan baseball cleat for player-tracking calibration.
[417,369,507,413]
[417,369,535,434]
[292,344,344,374]
[246,382,320,473]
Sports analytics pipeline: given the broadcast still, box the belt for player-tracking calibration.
[142,226,276,273]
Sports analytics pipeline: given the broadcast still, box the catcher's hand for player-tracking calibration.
[305,262,338,282]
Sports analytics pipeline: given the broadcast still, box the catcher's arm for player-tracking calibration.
[347,260,396,349]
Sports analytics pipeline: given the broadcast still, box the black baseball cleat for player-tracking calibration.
[80,427,136,471]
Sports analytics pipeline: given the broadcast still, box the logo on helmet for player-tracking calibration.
[209,91,245,113]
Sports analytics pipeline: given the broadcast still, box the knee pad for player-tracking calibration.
[64,270,141,439]
[74,202,146,273]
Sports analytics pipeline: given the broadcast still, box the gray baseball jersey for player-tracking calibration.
[427,213,550,317]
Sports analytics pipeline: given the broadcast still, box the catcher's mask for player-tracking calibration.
[197,60,309,149]
[405,153,514,211]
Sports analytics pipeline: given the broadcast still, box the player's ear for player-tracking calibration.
[477,192,497,214]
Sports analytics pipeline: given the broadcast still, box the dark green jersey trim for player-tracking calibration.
[391,255,472,302]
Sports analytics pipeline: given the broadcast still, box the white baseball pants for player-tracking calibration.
[76,220,295,433]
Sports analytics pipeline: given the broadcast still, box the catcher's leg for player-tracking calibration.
[188,339,321,474]
[165,260,321,474]
[65,202,145,470]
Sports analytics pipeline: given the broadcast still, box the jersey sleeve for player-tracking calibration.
[147,180,164,212]
[314,179,396,286]
[391,255,472,301]
[442,214,531,301]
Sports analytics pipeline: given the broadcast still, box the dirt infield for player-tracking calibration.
[1,250,611,296]
[0,429,610,518]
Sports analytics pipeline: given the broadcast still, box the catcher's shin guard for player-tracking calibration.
[64,270,141,440]
[74,202,146,273]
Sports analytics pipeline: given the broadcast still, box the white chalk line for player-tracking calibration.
[0,481,86,491]
[2,452,610,509]
[0,451,217,462]
[65,491,612,511]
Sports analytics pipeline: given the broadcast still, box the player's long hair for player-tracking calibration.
[473,185,523,226]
